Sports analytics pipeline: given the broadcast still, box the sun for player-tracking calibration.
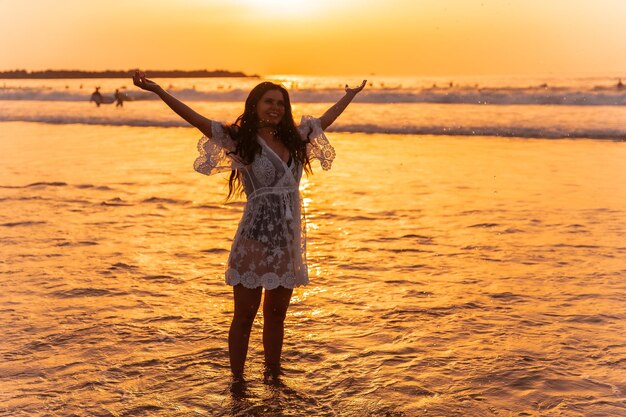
[238,0,322,17]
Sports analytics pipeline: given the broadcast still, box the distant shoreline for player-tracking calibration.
[0,70,257,79]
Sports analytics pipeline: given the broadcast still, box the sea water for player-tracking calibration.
[2,74,626,139]
[1,75,625,416]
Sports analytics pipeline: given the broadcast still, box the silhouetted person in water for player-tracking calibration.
[114,89,124,107]
[617,79,624,90]
[90,87,103,107]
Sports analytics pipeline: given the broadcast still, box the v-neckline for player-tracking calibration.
[257,135,292,167]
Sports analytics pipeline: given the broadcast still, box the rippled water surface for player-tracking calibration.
[1,122,625,416]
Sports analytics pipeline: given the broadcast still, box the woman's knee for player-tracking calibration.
[232,284,262,330]
[232,305,259,330]
[263,286,293,324]
[263,305,288,324]
[232,313,256,331]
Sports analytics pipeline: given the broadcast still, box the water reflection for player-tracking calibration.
[228,378,298,417]
[2,124,625,416]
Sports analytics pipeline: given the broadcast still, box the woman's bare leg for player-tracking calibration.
[229,284,262,377]
[262,285,294,374]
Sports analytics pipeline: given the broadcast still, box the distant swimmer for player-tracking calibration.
[114,89,124,107]
[90,87,103,107]
[89,86,115,106]
[617,79,624,89]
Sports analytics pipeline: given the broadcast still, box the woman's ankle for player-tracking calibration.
[231,370,245,381]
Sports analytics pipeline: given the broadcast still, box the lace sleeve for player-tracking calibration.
[193,121,244,176]
[299,115,335,171]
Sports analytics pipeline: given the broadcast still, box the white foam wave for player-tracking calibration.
[3,86,626,106]
[332,124,626,140]
[2,113,624,140]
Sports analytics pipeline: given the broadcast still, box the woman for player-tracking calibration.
[132,71,365,388]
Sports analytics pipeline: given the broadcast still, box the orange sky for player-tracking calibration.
[2,0,626,76]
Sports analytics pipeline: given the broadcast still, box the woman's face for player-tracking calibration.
[256,89,286,127]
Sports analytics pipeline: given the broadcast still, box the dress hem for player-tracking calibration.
[225,268,309,290]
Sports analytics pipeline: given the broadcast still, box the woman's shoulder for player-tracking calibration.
[210,121,239,141]
[297,115,323,138]
[297,115,318,126]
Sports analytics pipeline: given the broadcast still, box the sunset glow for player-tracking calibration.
[2,0,626,76]
[238,0,322,16]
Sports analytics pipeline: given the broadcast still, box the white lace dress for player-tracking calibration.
[193,115,335,289]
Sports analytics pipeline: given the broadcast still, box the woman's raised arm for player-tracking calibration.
[133,70,213,138]
[319,80,366,131]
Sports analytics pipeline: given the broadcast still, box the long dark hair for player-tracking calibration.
[226,82,311,199]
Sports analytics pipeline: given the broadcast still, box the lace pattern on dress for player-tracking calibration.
[252,152,276,186]
[193,116,331,289]
[300,115,336,170]
[225,269,306,290]
[193,121,244,175]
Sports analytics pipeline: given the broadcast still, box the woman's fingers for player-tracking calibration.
[132,71,142,86]
[133,70,149,89]
[345,79,367,94]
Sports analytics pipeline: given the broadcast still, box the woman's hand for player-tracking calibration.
[132,70,161,93]
[345,80,367,96]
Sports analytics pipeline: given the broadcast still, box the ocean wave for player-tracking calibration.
[0,221,48,227]
[3,85,626,105]
[0,181,68,188]
[331,124,626,140]
[2,113,625,140]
